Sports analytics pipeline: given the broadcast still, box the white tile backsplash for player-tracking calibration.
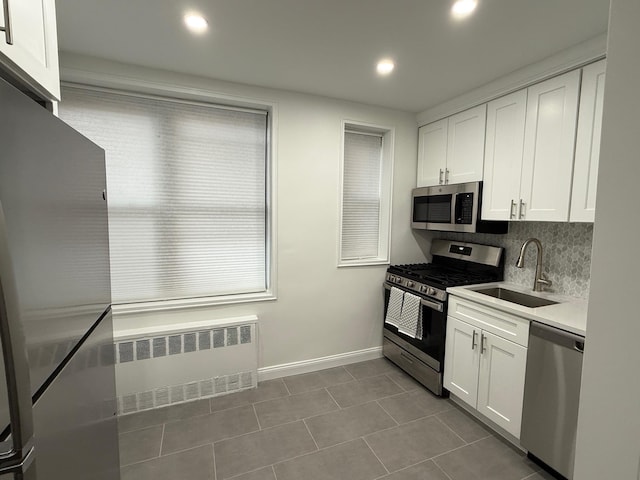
[436,222,594,298]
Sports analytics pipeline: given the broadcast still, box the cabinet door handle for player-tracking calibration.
[519,199,526,219]
[0,0,13,45]
[439,169,444,185]
[480,333,487,354]
[445,168,450,184]
[510,200,517,219]
[471,330,478,350]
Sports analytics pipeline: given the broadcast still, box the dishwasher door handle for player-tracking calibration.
[529,321,585,349]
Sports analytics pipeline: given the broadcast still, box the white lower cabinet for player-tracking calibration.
[444,296,529,439]
[476,330,527,437]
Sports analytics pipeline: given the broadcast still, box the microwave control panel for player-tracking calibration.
[455,193,474,224]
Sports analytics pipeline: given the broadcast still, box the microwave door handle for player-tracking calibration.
[0,201,35,469]
[453,193,462,224]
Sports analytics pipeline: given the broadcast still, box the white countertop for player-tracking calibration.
[447,282,588,337]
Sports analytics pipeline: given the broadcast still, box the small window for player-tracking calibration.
[339,122,394,266]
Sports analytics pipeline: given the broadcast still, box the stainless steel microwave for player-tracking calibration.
[411,181,508,234]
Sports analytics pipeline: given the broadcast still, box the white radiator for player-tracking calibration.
[113,315,258,415]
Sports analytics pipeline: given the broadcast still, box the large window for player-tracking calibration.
[339,122,394,266]
[59,86,270,306]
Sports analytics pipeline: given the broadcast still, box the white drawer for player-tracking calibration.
[448,296,529,347]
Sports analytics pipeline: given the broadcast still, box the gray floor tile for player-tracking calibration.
[365,416,465,472]
[377,460,450,480]
[386,370,423,391]
[214,421,317,479]
[120,444,214,480]
[377,389,452,424]
[273,438,387,480]
[327,374,403,408]
[344,358,398,379]
[305,400,396,448]
[118,399,210,433]
[433,436,538,480]
[229,466,276,480]
[119,424,163,466]
[254,388,338,428]
[162,404,259,455]
[436,406,492,443]
[282,367,354,394]
[210,379,290,413]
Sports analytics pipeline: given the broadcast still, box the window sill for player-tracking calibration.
[337,259,390,268]
[111,291,276,315]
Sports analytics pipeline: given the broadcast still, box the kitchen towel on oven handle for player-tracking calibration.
[384,286,404,328]
[398,292,423,340]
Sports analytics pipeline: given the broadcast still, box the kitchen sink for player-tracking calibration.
[474,287,559,308]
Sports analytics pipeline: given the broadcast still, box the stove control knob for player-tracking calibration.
[406,281,415,288]
[427,287,436,296]
[420,285,428,293]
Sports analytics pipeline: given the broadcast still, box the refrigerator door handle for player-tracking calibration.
[0,200,35,467]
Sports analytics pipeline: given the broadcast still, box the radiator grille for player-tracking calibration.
[117,371,255,415]
[115,325,252,363]
[115,321,257,415]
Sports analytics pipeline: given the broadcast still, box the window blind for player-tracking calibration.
[59,86,268,304]
[341,131,383,260]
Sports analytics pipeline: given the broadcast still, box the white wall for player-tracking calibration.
[59,53,429,373]
[574,0,640,478]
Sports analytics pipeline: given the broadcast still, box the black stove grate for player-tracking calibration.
[388,262,502,287]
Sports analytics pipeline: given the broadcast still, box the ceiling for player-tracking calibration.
[56,0,610,113]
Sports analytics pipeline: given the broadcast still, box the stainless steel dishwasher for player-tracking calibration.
[520,322,585,479]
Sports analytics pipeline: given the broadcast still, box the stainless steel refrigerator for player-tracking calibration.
[0,77,120,479]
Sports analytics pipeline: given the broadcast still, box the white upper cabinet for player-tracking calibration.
[446,105,487,185]
[0,0,60,100]
[417,104,486,187]
[520,70,581,221]
[482,90,528,220]
[417,118,448,187]
[482,70,581,222]
[570,59,606,222]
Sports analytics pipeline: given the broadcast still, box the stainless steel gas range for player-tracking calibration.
[383,239,504,396]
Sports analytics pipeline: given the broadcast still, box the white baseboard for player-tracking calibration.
[258,346,383,382]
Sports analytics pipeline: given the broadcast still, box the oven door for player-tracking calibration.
[383,283,447,372]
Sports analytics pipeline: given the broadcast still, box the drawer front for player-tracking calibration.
[448,296,529,347]
[383,337,442,395]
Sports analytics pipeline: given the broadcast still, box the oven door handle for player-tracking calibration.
[383,282,444,312]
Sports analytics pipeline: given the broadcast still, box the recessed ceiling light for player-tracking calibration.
[451,0,478,19]
[184,13,208,34]
[376,59,395,76]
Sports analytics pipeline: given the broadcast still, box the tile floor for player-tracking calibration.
[117,358,554,480]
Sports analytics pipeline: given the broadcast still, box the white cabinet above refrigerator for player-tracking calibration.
[0,0,60,101]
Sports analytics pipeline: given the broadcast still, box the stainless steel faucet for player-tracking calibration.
[515,238,552,292]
